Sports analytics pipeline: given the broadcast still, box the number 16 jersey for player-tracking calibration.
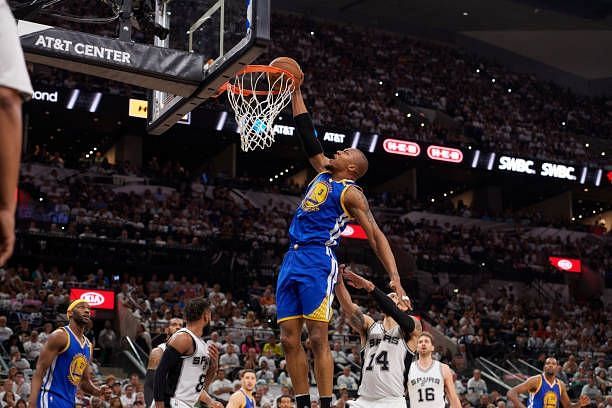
[358,321,414,399]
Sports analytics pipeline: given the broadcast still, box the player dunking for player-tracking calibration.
[336,267,422,408]
[29,300,105,407]
[407,333,461,408]
[144,318,184,407]
[507,357,590,408]
[153,298,220,408]
[277,66,409,408]
[0,0,34,266]
[226,369,257,408]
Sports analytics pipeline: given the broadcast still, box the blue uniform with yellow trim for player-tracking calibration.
[240,389,256,408]
[529,375,561,408]
[38,326,92,408]
[276,171,359,323]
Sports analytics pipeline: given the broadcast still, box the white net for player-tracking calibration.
[226,67,295,152]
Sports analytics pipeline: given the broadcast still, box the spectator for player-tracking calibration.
[120,384,136,407]
[336,366,358,391]
[262,334,283,358]
[467,369,488,405]
[219,344,241,372]
[98,320,117,365]
[581,376,602,401]
[0,316,13,343]
[23,331,43,361]
[256,360,275,383]
[10,352,29,371]
[13,373,30,401]
[209,370,233,403]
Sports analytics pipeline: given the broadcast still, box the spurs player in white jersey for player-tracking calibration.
[407,333,460,408]
[154,297,221,408]
[336,267,422,408]
[144,318,184,407]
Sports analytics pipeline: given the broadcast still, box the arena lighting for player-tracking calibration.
[491,78,496,83]
[406,113,412,118]
[382,139,420,156]
[426,145,463,163]
[379,81,383,85]
[88,92,102,112]
[585,143,589,148]
[70,288,115,310]
[487,153,496,170]
[215,112,228,131]
[607,171,612,183]
[471,150,481,168]
[310,31,315,36]
[395,92,399,96]
[571,217,575,221]
[507,88,512,93]
[351,131,361,149]
[579,167,588,184]
[462,11,469,16]
[368,134,379,153]
[601,152,606,156]
[595,169,602,186]
[66,89,80,109]
[561,121,566,126]
[548,257,581,273]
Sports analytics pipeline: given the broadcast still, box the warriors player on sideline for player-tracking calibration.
[144,318,184,407]
[0,0,33,266]
[29,300,105,407]
[337,267,421,408]
[226,369,257,408]
[153,298,220,408]
[407,333,461,408]
[278,61,409,408]
[507,357,590,408]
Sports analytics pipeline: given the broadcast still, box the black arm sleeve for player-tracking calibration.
[294,113,324,157]
[154,345,182,402]
[144,369,155,407]
[370,287,415,336]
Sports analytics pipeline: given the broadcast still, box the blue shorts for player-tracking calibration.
[276,244,339,323]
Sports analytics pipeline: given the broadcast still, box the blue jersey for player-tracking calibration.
[289,172,359,248]
[240,389,256,408]
[529,375,561,408]
[38,326,92,408]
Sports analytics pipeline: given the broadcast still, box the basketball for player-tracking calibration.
[269,57,304,86]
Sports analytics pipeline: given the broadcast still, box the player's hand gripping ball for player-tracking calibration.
[269,57,304,91]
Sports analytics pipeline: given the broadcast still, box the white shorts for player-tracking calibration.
[167,398,194,408]
[348,396,407,408]
[0,0,33,99]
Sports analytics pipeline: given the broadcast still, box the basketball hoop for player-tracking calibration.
[218,65,296,152]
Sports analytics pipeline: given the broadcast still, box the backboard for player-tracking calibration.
[16,0,270,134]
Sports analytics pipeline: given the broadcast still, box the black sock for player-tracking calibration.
[295,394,311,408]
[320,396,332,408]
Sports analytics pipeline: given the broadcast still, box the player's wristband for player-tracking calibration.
[294,113,324,157]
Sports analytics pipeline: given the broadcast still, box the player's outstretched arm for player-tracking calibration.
[154,333,193,408]
[507,376,541,408]
[342,267,418,338]
[28,329,69,407]
[442,364,462,408]
[291,87,330,172]
[334,268,374,343]
[559,380,590,408]
[145,346,164,406]
[343,187,408,303]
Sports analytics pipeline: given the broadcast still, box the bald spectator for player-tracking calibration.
[467,369,488,405]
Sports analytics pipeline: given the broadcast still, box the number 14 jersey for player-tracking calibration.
[358,321,414,399]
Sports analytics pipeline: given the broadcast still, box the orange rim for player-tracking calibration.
[217,65,296,97]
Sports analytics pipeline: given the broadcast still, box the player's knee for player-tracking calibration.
[308,330,328,353]
[280,332,300,352]
[0,87,21,111]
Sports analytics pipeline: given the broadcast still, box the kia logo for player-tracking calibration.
[80,292,105,306]
[342,225,354,236]
[556,259,573,270]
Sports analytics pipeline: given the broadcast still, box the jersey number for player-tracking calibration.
[195,374,206,392]
[417,388,435,402]
[365,351,389,371]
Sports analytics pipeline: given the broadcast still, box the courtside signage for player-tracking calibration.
[548,257,581,273]
[341,224,368,240]
[70,288,115,310]
[383,139,420,156]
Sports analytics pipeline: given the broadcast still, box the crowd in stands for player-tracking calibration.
[0,257,610,407]
[20,9,612,166]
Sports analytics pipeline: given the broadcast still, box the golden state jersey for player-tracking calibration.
[38,326,92,408]
[289,172,359,247]
[528,375,561,408]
